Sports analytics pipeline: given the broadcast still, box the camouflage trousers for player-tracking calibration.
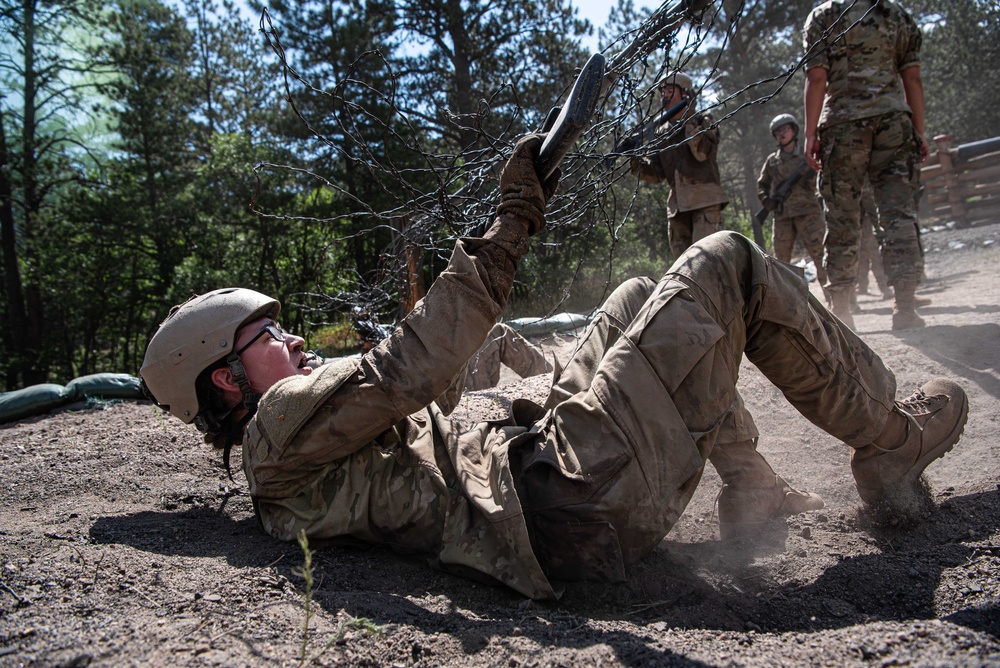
[521,232,897,582]
[668,204,724,260]
[463,323,552,391]
[858,191,889,295]
[772,211,829,286]
[818,112,923,291]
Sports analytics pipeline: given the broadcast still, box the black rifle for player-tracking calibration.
[606,98,690,165]
[752,159,815,247]
[536,0,713,180]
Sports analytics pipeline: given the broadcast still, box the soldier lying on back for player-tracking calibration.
[141,135,967,599]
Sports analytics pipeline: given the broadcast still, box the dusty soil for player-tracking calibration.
[2,222,999,667]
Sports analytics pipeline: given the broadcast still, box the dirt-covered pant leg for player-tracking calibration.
[544,277,657,408]
[464,323,551,391]
[525,232,897,578]
[819,113,922,290]
[545,276,766,486]
[668,205,723,261]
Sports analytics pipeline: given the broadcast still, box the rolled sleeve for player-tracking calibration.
[802,10,830,72]
[896,12,922,71]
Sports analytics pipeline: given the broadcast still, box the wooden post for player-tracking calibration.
[933,134,967,227]
[396,214,426,318]
[402,239,425,314]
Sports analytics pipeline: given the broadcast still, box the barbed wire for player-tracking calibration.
[252,0,871,330]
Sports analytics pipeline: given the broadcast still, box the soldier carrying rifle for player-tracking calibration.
[629,72,730,261]
[756,113,829,291]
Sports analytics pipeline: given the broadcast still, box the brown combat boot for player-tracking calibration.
[828,286,856,330]
[718,475,825,540]
[892,282,926,330]
[850,290,862,314]
[851,378,968,507]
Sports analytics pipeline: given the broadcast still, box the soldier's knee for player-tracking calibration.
[673,231,760,290]
[602,277,656,323]
[690,230,755,259]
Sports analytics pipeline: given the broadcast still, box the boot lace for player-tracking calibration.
[898,388,947,418]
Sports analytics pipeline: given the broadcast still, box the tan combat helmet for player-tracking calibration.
[656,70,694,95]
[769,113,799,136]
[140,288,279,426]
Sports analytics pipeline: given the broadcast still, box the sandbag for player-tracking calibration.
[63,373,143,401]
[507,312,592,337]
[0,383,71,424]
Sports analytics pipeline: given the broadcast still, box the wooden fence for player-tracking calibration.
[920,134,1000,227]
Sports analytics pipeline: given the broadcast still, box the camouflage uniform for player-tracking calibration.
[803,0,924,291]
[242,222,897,599]
[462,323,552,392]
[756,146,828,285]
[630,112,730,260]
[857,184,889,296]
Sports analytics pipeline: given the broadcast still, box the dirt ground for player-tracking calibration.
[2,222,999,667]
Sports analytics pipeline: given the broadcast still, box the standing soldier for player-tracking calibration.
[757,113,828,289]
[856,184,890,302]
[803,0,929,330]
[630,71,730,260]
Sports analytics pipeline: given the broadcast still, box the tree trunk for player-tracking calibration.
[13,0,47,386]
[0,108,32,390]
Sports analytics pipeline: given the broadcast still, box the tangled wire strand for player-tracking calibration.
[251,0,877,328]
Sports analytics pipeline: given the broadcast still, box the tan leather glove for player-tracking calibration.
[496,134,560,236]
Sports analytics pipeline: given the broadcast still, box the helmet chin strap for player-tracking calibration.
[778,134,798,151]
[225,352,262,412]
[187,352,264,482]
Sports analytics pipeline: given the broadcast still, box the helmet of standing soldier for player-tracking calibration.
[656,71,693,96]
[769,113,799,137]
[140,288,279,426]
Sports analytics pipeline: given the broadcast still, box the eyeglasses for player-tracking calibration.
[234,323,286,356]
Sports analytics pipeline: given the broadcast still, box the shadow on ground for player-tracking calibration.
[89,486,1000,666]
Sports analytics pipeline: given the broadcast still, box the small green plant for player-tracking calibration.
[294,529,383,664]
[309,615,382,664]
[339,616,381,636]
[150,404,169,433]
[295,529,315,664]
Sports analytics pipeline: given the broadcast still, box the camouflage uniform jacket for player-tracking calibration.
[803,0,922,128]
[631,112,730,215]
[756,145,822,219]
[241,225,560,600]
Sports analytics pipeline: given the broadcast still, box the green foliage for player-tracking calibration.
[908,0,1000,143]
[0,0,111,387]
[0,0,996,392]
[396,0,591,149]
[309,322,361,358]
